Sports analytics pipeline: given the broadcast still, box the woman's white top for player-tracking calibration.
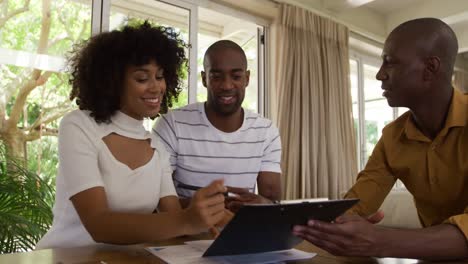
[35,110,176,249]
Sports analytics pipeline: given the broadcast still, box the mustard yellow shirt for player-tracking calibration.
[345,89,468,239]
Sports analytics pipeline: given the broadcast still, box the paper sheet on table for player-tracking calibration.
[184,239,215,251]
[146,240,316,264]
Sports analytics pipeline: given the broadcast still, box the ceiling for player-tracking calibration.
[293,0,424,15]
[197,0,468,65]
[365,0,424,15]
[276,0,468,64]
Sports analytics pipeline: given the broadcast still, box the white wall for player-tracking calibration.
[208,0,468,118]
[386,0,468,53]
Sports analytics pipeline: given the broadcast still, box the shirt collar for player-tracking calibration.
[404,88,467,142]
[444,88,467,129]
[108,111,151,140]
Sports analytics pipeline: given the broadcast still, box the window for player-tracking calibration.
[107,0,265,113]
[350,59,402,155]
[351,54,408,188]
[363,63,394,164]
[196,7,263,112]
[0,0,267,180]
[108,0,191,108]
[0,0,267,252]
[0,0,93,181]
[350,59,360,165]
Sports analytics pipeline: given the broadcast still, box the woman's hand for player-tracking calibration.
[184,180,227,235]
[209,209,235,238]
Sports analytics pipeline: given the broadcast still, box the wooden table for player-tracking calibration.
[0,235,466,264]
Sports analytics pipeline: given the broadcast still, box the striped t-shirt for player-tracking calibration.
[153,102,282,198]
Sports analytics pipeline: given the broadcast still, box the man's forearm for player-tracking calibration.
[257,172,281,201]
[258,190,280,202]
[378,224,468,260]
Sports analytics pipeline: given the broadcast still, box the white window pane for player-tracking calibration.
[197,7,260,113]
[363,64,393,163]
[397,107,409,117]
[109,0,190,108]
[0,0,92,123]
[350,59,358,105]
[350,59,359,136]
[1,0,92,180]
[364,64,383,101]
[349,59,360,169]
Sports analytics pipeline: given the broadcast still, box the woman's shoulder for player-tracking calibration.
[59,110,105,150]
[60,109,100,137]
[61,109,95,125]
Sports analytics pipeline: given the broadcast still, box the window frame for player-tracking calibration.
[351,50,407,189]
[350,51,400,170]
[95,0,267,113]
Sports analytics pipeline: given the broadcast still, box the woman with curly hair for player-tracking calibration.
[36,21,227,249]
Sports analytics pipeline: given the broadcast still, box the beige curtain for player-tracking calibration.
[453,70,468,93]
[274,4,357,199]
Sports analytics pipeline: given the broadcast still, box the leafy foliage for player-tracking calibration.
[26,137,58,187]
[0,144,54,253]
[0,0,91,158]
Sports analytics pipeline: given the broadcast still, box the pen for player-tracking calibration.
[177,182,237,197]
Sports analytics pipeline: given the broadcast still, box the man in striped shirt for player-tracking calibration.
[154,40,281,211]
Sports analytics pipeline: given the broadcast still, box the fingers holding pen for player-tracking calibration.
[185,180,227,234]
[193,179,227,207]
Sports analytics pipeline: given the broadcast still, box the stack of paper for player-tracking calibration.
[146,240,316,264]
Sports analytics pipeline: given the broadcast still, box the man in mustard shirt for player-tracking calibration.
[293,18,468,260]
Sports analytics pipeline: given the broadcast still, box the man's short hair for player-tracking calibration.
[203,40,247,70]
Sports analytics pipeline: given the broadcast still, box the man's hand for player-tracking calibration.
[336,210,385,224]
[292,212,386,257]
[293,211,468,260]
[224,186,272,213]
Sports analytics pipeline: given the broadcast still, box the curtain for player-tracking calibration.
[453,70,468,93]
[274,3,357,199]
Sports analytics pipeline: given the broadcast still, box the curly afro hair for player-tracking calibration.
[68,21,187,123]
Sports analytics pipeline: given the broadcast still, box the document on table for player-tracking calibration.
[146,240,316,264]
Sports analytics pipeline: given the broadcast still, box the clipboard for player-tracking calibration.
[203,198,359,257]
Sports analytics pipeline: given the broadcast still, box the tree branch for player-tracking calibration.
[7,71,52,130]
[25,127,59,141]
[47,34,72,50]
[0,0,31,28]
[42,100,69,113]
[42,79,66,106]
[6,0,52,131]
[77,18,90,41]
[0,108,4,132]
[27,105,72,131]
[0,64,16,79]
[1,65,31,105]
[57,4,74,40]
[37,0,51,55]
